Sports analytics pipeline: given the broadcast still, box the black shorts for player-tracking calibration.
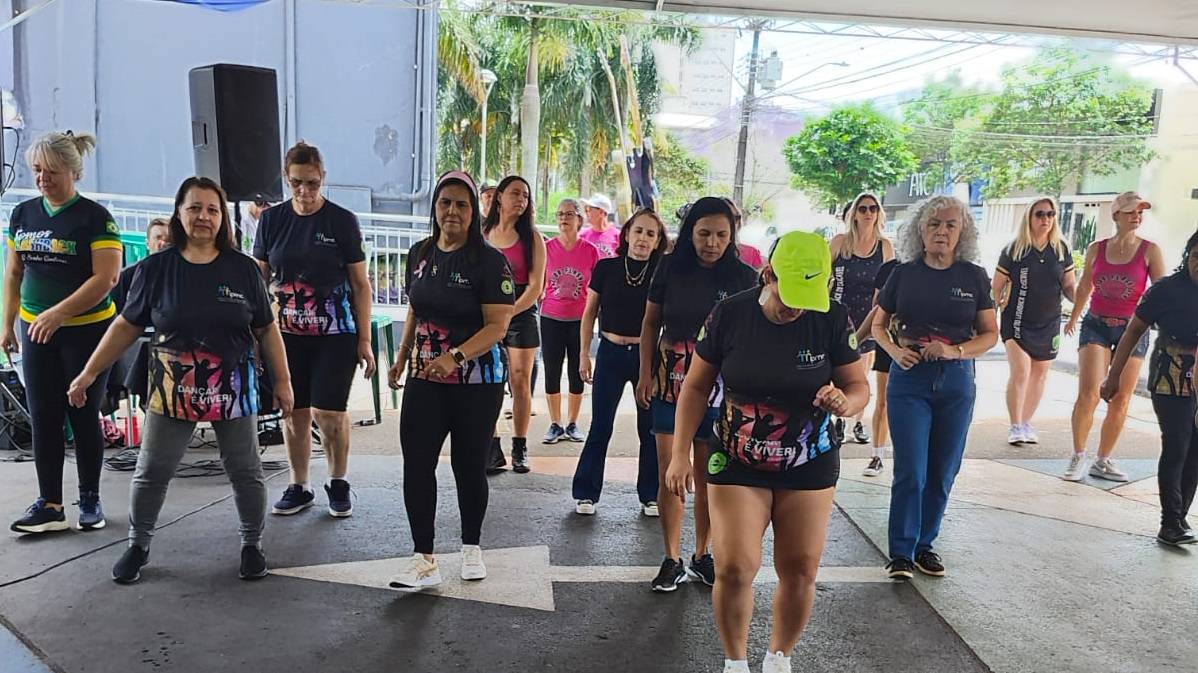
[283,332,360,412]
[706,446,840,491]
[873,347,892,373]
[505,307,540,349]
[1001,321,1062,362]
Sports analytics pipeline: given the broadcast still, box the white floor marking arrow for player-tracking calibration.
[272,546,889,612]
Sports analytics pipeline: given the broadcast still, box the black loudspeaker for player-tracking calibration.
[188,64,283,202]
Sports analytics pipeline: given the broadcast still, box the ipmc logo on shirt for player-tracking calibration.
[314,232,339,248]
[216,285,248,305]
[949,287,975,302]
[447,271,472,289]
[794,348,827,370]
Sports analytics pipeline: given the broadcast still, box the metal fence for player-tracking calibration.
[0,188,429,314]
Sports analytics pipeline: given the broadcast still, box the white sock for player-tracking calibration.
[722,660,750,673]
[871,445,885,459]
[297,482,310,492]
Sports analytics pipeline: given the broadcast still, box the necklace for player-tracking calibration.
[625,256,650,286]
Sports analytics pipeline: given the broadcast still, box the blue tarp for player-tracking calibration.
[165,0,272,11]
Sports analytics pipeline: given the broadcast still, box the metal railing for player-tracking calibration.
[1,188,429,312]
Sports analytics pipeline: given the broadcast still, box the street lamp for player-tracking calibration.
[479,69,498,185]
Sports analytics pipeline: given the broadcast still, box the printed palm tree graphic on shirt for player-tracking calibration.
[274,279,356,335]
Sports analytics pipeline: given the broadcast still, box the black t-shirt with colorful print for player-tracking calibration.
[123,248,274,422]
[878,259,994,346]
[647,254,758,404]
[8,195,122,326]
[1136,273,1198,397]
[697,290,859,476]
[403,239,515,385]
[253,200,366,336]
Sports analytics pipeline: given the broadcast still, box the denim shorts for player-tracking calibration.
[1079,313,1150,358]
[651,399,718,440]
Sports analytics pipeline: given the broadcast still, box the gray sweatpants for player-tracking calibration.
[128,412,266,550]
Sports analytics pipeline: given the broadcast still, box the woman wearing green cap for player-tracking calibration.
[637,196,758,592]
[872,195,998,580]
[665,230,868,673]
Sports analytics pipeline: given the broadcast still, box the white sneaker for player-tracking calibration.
[1062,454,1087,482]
[1021,423,1039,444]
[762,650,792,673]
[642,501,659,517]
[1089,458,1129,482]
[723,661,750,673]
[862,455,884,477]
[460,545,487,581]
[388,553,442,588]
[1008,424,1025,445]
[576,500,596,515]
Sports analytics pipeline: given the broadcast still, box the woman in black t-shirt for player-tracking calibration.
[68,176,293,584]
[386,171,515,589]
[992,198,1076,446]
[254,142,375,520]
[873,196,998,580]
[571,209,669,517]
[637,196,758,592]
[1102,229,1198,546]
[665,231,868,673]
[3,131,123,535]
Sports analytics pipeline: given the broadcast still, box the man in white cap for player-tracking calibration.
[581,194,620,259]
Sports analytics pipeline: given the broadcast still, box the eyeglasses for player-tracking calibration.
[856,204,880,214]
[287,177,322,192]
[556,211,582,219]
[1034,210,1057,219]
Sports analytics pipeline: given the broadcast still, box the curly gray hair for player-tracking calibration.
[895,195,980,264]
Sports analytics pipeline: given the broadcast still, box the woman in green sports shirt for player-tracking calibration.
[2,131,122,535]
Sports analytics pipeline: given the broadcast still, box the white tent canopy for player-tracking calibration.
[550,1,1198,45]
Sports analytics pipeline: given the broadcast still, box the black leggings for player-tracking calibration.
[539,316,583,395]
[399,378,504,554]
[1151,393,1198,524]
[19,319,110,504]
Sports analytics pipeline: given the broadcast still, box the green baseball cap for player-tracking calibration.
[769,231,832,312]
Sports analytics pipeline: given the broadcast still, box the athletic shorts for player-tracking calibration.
[1078,313,1149,359]
[283,332,360,412]
[651,398,717,440]
[1001,321,1063,362]
[505,307,541,349]
[873,346,893,373]
[706,446,840,491]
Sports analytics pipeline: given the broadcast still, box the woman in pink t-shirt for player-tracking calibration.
[541,198,601,444]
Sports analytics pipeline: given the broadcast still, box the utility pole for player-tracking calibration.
[732,21,766,207]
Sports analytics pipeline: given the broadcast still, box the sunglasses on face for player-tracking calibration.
[288,178,321,191]
[857,204,880,214]
[1034,210,1056,219]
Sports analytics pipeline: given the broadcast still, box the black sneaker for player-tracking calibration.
[271,484,315,515]
[1182,518,1193,534]
[651,557,687,592]
[324,479,353,518]
[852,421,870,444]
[112,545,149,584]
[914,550,946,577]
[885,557,915,580]
[1157,521,1197,547]
[239,546,268,580]
[511,438,530,474]
[687,553,716,587]
[76,490,106,531]
[486,437,507,474]
[10,498,69,534]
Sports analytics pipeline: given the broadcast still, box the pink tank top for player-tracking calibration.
[1090,239,1150,318]
[499,240,530,284]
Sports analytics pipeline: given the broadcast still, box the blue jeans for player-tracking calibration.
[572,338,658,504]
[886,359,976,561]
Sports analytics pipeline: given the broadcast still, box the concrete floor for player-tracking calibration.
[0,360,1194,672]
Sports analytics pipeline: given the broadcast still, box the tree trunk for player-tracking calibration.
[520,20,541,186]
[581,162,593,199]
[509,95,520,176]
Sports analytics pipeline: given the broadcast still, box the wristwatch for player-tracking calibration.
[449,347,466,366]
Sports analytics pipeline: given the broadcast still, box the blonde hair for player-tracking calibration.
[839,192,887,260]
[1009,197,1066,262]
[25,131,96,180]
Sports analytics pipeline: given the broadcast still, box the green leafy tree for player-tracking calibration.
[954,47,1156,199]
[653,132,709,222]
[782,103,918,210]
[901,72,987,187]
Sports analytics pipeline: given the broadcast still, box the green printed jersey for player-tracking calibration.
[7,195,123,325]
